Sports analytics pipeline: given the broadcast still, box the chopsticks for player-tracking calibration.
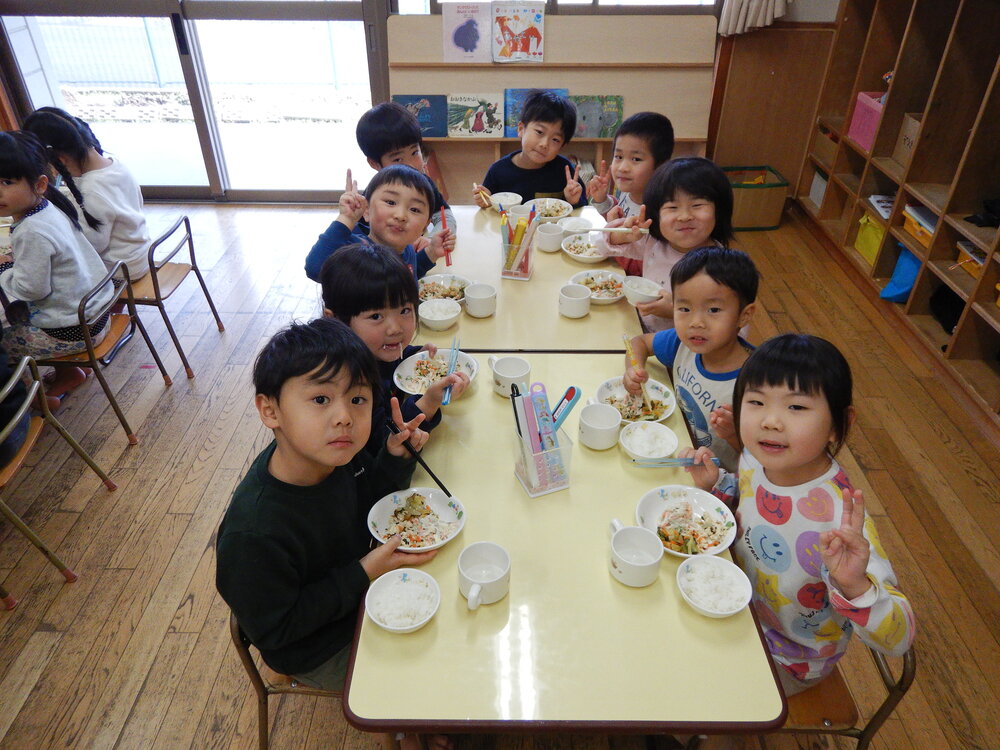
[622,334,653,418]
[594,226,650,234]
[441,207,452,267]
[632,457,722,468]
[441,337,459,406]
[386,419,453,497]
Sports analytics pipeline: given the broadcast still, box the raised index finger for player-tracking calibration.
[842,489,865,532]
[345,168,353,193]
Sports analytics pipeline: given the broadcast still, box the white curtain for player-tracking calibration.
[719,0,796,36]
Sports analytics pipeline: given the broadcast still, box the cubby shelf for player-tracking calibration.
[797,0,1000,424]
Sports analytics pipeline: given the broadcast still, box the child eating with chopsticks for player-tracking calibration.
[321,243,469,456]
[305,164,454,282]
[623,246,758,472]
[216,317,433,693]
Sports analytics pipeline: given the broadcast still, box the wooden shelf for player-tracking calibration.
[972,301,1000,337]
[870,156,904,182]
[951,356,1000,409]
[908,313,952,353]
[817,115,845,135]
[832,173,860,195]
[889,225,928,260]
[927,258,977,300]
[799,195,820,217]
[907,182,950,214]
[944,213,998,253]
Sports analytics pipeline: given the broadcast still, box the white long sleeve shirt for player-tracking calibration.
[75,156,150,278]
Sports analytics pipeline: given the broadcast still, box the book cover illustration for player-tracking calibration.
[504,88,568,137]
[442,2,491,63]
[391,95,448,138]
[571,95,624,138]
[491,2,545,63]
[447,94,504,137]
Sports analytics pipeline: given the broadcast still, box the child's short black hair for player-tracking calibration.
[733,334,853,455]
[364,164,435,211]
[519,90,577,145]
[670,246,759,309]
[615,111,675,166]
[321,243,419,324]
[643,157,734,246]
[253,317,381,403]
[356,102,422,164]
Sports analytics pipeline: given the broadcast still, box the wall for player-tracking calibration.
[783,0,839,23]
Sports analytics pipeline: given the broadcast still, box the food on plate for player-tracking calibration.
[656,501,734,555]
[564,235,601,257]
[382,492,460,548]
[607,392,667,421]
[397,353,473,394]
[367,572,437,628]
[533,198,571,218]
[678,561,747,613]
[579,273,623,299]
[419,278,466,301]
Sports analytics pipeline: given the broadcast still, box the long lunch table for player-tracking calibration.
[417,206,643,352]
[345,353,786,735]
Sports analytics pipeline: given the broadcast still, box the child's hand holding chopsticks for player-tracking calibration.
[473,182,492,209]
[429,225,455,262]
[385,397,429,457]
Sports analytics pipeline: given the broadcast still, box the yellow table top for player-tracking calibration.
[345,354,785,732]
[416,206,642,352]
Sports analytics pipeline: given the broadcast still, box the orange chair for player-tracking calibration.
[0,356,116,610]
[129,215,224,378]
[36,262,171,445]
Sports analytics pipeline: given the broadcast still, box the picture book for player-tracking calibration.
[571,95,624,138]
[442,2,492,63]
[491,2,545,63]
[391,95,448,137]
[447,94,504,137]
[504,87,567,137]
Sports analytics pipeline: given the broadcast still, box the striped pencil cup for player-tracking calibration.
[513,428,572,497]
[500,236,533,280]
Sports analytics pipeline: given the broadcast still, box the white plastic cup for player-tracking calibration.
[535,223,565,252]
[578,402,621,450]
[609,518,663,587]
[464,282,497,318]
[458,542,511,610]
[488,355,530,397]
[559,284,591,318]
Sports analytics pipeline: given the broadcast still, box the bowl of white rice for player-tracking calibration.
[676,555,751,618]
[366,568,441,633]
[419,298,461,331]
[619,421,678,461]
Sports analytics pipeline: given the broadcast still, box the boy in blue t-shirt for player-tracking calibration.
[623,246,759,472]
[473,90,586,208]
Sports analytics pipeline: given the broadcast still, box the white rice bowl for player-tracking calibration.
[366,568,441,633]
[676,555,751,618]
[558,216,593,237]
[418,298,461,331]
[489,191,522,210]
[619,421,679,460]
[623,277,662,306]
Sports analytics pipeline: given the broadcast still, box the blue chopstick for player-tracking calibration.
[441,337,460,406]
[631,457,721,467]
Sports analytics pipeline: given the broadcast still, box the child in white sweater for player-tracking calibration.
[0,131,114,398]
[24,107,150,279]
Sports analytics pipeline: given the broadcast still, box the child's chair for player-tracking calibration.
[36,262,172,445]
[125,215,225,379]
[0,356,117,610]
[228,612,398,750]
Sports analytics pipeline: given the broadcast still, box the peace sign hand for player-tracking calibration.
[586,159,611,204]
[607,204,653,245]
[337,168,367,228]
[820,489,873,600]
[385,396,429,457]
[563,163,583,204]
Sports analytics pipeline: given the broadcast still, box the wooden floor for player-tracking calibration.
[0,202,997,750]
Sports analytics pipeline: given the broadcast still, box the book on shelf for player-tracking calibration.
[391,95,448,138]
[903,203,937,232]
[447,93,504,137]
[868,194,894,220]
[491,1,545,63]
[442,2,492,63]
[570,95,624,138]
[504,88,567,137]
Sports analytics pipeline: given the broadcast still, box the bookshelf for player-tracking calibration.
[797,0,1000,427]
[387,14,715,200]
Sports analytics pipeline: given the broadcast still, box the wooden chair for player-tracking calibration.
[36,262,172,446]
[686,644,916,750]
[0,356,117,610]
[228,612,398,750]
[126,215,224,379]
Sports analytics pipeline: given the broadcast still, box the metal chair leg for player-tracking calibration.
[0,494,77,582]
[41,412,117,491]
[129,304,173,387]
[155,302,194,379]
[0,582,17,610]
[90,363,138,445]
[192,265,225,332]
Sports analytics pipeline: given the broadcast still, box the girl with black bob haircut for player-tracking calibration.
[642,156,734,246]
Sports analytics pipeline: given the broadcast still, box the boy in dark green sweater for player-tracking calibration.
[216,317,435,690]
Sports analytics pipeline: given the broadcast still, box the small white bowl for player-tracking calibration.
[558,216,593,237]
[619,421,679,461]
[490,192,522,211]
[365,568,441,633]
[623,277,662,306]
[676,556,751,618]
[569,270,625,305]
[561,233,605,264]
[525,198,573,222]
[418,298,461,331]
[419,273,472,304]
